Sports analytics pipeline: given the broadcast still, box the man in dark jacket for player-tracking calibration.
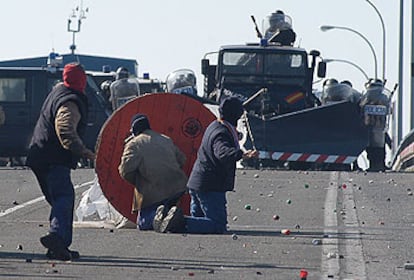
[154,96,258,234]
[26,63,95,261]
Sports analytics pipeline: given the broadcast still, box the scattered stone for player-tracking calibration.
[369,180,374,184]
[312,239,322,245]
[281,229,290,235]
[327,252,337,259]
[256,208,260,212]
[254,174,259,178]
[16,244,23,250]
[408,191,413,196]
[12,200,18,205]
[404,262,414,270]
[267,193,273,197]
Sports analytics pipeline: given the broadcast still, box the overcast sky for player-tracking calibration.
[1,0,412,132]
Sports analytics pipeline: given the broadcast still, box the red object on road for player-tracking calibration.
[300,269,308,279]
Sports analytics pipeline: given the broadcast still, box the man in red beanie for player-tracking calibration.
[26,62,95,261]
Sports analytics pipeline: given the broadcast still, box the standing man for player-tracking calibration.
[154,96,258,234]
[109,67,140,111]
[118,114,187,231]
[26,62,95,261]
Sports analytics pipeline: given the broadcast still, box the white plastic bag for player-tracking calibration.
[75,175,124,225]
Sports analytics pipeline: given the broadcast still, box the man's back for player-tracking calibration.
[119,129,187,208]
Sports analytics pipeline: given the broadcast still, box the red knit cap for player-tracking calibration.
[63,63,87,93]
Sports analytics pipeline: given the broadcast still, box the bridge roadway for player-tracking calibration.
[0,167,413,279]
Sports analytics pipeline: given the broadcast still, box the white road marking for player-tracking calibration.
[321,172,340,279]
[321,172,367,280]
[0,180,94,218]
[340,173,367,279]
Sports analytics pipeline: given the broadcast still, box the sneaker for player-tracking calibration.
[40,233,71,261]
[152,205,165,233]
[159,206,185,233]
[46,249,80,260]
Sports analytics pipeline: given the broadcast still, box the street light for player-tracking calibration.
[365,0,386,81]
[323,58,369,80]
[320,25,378,80]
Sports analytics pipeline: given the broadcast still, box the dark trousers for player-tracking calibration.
[31,165,74,247]
[184,189,227,234]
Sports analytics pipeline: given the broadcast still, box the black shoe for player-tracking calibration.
[153,205,165,233]
[46,249,80,260]
[159,206,185,233]
[40,233,71,261]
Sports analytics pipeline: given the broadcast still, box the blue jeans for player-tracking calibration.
[184,189,227,234]
[137,192,184,230]
[32,165,74,247]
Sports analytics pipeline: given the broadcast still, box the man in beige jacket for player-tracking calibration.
[118,114,187,230]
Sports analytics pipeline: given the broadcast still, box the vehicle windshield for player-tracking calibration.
[221,51,306,77]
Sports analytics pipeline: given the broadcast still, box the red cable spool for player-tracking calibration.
[95,93,216,222]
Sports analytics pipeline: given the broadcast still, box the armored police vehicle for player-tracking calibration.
[201,11,392,171]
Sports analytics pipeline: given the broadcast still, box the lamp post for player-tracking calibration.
[323,58,369,80]
[320,25,378,80]
[365,0,386,81]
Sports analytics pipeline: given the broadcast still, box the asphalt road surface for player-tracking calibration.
[1,167,413,279]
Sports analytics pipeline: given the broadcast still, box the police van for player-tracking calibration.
[0,53,142,164]
[0,66,111,162]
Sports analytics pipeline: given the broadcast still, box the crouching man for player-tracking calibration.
[118,114,187,230]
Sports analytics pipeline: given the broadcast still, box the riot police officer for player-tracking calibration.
[109,67,140,111]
